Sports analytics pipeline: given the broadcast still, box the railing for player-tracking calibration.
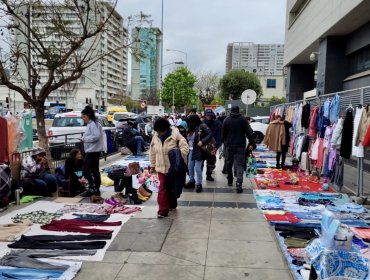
[270,86,370,197]
[16,128,120,169]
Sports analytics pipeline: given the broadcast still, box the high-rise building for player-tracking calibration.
[226,42,284,75]
[131,27,162,101]
[284,0,370,101]
[226,42,285,100]
[10,1,128,111]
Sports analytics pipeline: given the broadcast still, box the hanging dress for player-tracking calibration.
[340,108,353,159]
[352,107,364,158]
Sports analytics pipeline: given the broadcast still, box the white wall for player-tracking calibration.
[259,75,285,99]
[0,86,25,114]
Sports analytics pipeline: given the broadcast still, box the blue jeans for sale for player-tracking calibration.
[188,150,203,185]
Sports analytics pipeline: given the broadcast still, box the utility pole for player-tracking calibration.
[172,84,175,113]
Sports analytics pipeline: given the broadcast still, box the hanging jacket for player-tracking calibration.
[352,107,364,158]
[329,95,341,123]
[301,103,311,129]
[340,108,354,159]
[263,120,286,152]
[308,107,318,138]
[357,105,370,146]
[331,118,343,147]
[166,147,187,198]
[316,106,324,131]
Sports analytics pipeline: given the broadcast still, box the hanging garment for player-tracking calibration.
[329,94,341,123]
[331,155,344,188]
[263,120,286,152]
[0,165,11,208]
[364,124,370,148]
[316,138,325,169]
[295,103,303,134]
[0,117,9,163]
[340,108,354,159]
[323,125,333,148]
[331,118,344,148]
[309,106,318,138]
[310,137,320,161]
[301,103,311,129]
[19,112,33,152]
[352,107,364,158]
[323,98,330,118]
[357,105,370,146]
[4,115,18,155]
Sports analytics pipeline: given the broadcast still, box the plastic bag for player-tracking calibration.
[101,173,114,186]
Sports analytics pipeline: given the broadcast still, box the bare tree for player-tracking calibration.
[0,0,151,155]
[195,71,220,106]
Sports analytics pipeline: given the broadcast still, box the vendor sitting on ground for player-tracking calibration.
[122,121,149,155]
[20,147,58,196]
[64,148,87,196]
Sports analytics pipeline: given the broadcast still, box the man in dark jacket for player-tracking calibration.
[217,110,226,124]
[122,121,148,155]
[222,106,255,193]
[203,109,222,181]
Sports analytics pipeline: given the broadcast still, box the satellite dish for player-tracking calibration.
[241,90,257,105]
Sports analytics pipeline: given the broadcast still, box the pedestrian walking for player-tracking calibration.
[80,106,105,197]
[203,109,222,181]
[149,118,188,218]
[185,114,213,193]
[222,106,255,193]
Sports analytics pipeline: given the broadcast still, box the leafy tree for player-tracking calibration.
[162,67,197,111]
[140,87,159,105]
[269,96,287,104]
[219,69,262,100]
[195,71,220,106]
[0,0,150,156]
[211,94,225,106]
[121,96,140,112]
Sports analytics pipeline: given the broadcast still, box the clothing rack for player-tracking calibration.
[271,86,370,197]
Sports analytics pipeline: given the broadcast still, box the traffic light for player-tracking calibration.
[5,97,9,109]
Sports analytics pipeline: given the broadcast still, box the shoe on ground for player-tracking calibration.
[206,175,215,182]
[184,181,195,189]
[236,183,243,193]
[157,213,168,218]
[227,178,233,187]
[80,189,100,197]
[195,184,203,193]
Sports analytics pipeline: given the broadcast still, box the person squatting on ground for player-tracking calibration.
[185,114,213,193]
[20,147,57,196]
[203,109,222,181]
[122,121,149,155]
[222,106,256,193]
[80,106,105,197]
[64,148,87,196]
[149,118,189,218]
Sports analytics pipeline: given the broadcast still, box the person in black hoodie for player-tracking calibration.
[64,149,87,196]
[222,106,255,193]
[203,109,222,181]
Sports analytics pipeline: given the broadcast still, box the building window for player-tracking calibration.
[348,45,370,76]
[266,79,276,88]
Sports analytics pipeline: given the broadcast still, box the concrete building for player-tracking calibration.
[226,42,285,100]
[131,27,162,101]
[284,0,370,101]
[11,2,128,111]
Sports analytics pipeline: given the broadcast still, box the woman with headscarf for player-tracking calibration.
[184,114,213,193]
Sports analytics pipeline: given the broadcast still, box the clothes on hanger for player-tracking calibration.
[340,108,354,159]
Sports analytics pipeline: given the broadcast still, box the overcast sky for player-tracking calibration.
[117,0,287,77]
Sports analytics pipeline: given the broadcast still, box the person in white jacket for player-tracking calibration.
[80,106,105,197]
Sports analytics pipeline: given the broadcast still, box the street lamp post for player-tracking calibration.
[159,0,164,107]
[166,49,187,67]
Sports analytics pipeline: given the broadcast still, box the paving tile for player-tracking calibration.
[101,251,131,263]
[74,262,123,280]
[108,233,137,251]
[161,237,208,265]
[211,208,265,222]
[127,252,200,266]
[177,200,190,206]
[206,239,287,269]
[108,232,166,252]
[179,192,214,201]
[116,264,204,280]
[214,187,253,194]
[120,218,172,233]
[209,220,275,241]
[188,201,213,207]
[168,219,210,239]
[213,193,256,203]
[204,267,293,280]
[237,202,258,208]
[131,205,158,219]
[213,201,237,208]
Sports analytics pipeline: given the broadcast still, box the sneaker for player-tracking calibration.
[227,178,233,187]
[236,183,243,193]
[157,213,168,218]
[184,181,195,189]
[195,184,203,193]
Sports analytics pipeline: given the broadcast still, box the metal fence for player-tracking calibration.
[270,86,370,197]
[14,128,119,169]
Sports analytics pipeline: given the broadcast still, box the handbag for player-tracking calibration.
[198,130,217,156]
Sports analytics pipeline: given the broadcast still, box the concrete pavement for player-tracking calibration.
[74,160,293,280]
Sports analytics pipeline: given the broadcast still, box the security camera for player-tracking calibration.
[310,52,319,62]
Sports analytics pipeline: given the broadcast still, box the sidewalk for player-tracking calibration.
[74,158,293,280]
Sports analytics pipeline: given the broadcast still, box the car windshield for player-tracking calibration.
[114,113,130,121]
[52,117,84,127]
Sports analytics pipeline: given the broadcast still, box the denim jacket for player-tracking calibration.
[329,94,341,123]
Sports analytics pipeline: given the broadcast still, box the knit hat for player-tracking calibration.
[178,120,188,130]
[231,106,240,113]
[31,147,46,157]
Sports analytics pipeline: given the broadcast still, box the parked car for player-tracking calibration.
[112,112,137,127]
[115,115,153,146]
[47,111,112,158]
[249,116,269,144]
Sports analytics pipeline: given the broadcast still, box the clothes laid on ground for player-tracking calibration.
[276,225,318,240]
[16,233,113,242]
[0,222,31,242]
[264,213,301,223]
[72,213,110,222]
[57,203,142,215]
[40,219,121,234]
[284,237,312,248]
[11,210,62,225]
[0,267,65,279]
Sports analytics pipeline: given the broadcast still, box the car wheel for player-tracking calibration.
[253,131,264,144]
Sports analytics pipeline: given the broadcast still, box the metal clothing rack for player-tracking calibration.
[271,86,370,197]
